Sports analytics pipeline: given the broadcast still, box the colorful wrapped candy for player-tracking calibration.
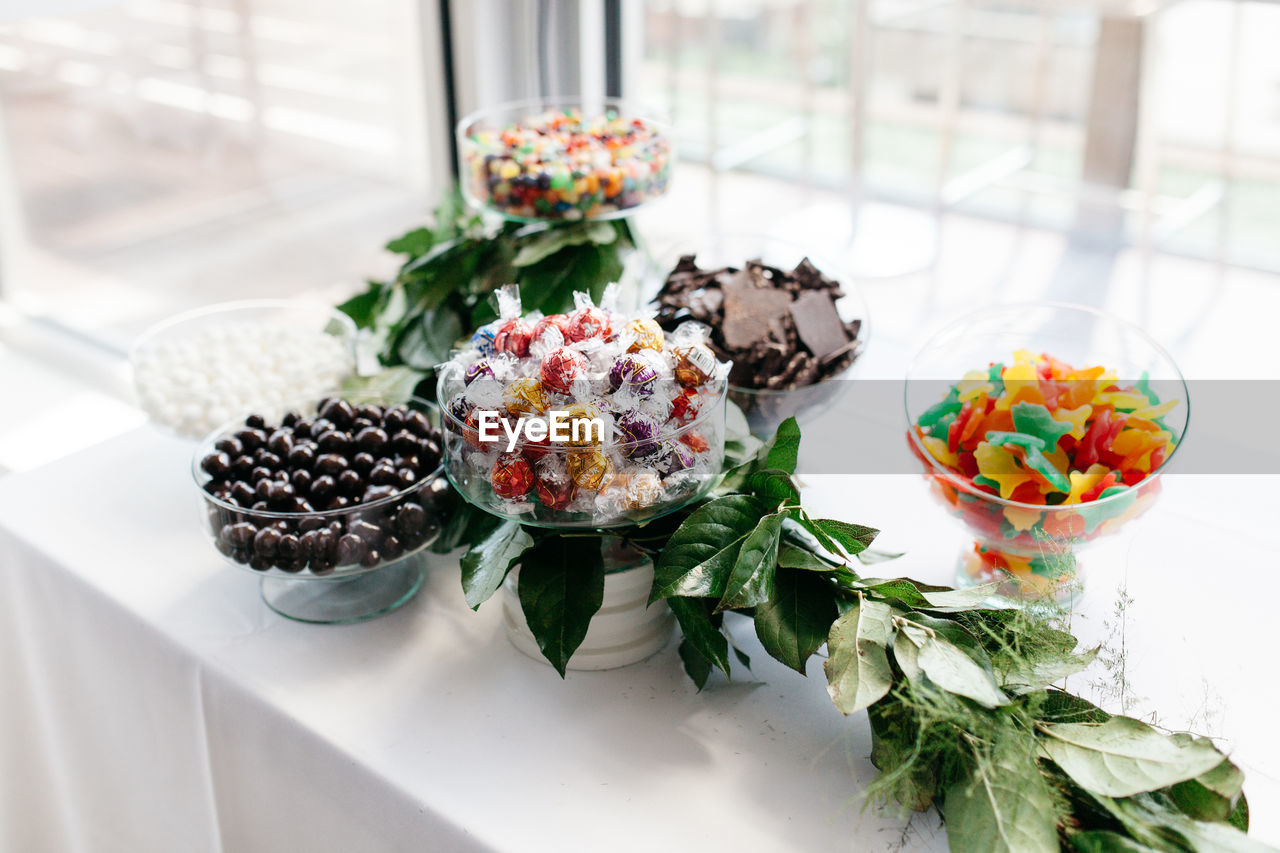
[437,286,731,527]
[911,351,1179,550]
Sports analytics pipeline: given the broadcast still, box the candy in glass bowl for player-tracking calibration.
[132,299,356,440]
[457,97,672,222]
[438,287,729,529]
[905,303,1189,597]
[193,394,449,623]
[652,235,869,438]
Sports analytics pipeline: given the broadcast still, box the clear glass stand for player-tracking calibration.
[260,555,425,624]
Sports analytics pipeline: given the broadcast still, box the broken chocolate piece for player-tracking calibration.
[789,291,848,362]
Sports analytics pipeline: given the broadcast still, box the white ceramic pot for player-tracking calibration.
[502,558,675,671]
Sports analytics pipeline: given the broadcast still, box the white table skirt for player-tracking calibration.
[3,424,1278,851]
[1,426,950,852]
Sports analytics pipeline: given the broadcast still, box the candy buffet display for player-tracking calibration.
[438,289,729,528]
[194,396,448,622]
[458,102,672,221]
[133,300,356,439]
[905,304,1189,594]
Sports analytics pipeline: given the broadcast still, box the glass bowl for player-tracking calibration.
[653,234,871,438]
[904,303,1189,597]
[193,393,449,623]
[456,96,673,222]
[132,299,357,440]
[437,364,727,529]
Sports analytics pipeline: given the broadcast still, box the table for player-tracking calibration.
[3,413,1278,850]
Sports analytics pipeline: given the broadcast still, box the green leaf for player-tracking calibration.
[340,366,425,402]
[719,512,785,611]
[811,518,878,556]
[336,282,385,328]
[868,700,937,811]
[396,306,462,369]
[385,226,436,257]
[943,738,1060,853]
[459,520,533,609]
[758,416,801,474]
[1099,792,1271,853]
[668,596,730,677]
[776,545,840,572]
[678,637,713,690]
[1069,830,1161,853]
[753,567,838,673]
[519,243,623,315]
[430,492,500,554]
[650,495,766,603]
[892,618,1007,708]
[825,594,896,714]
[516,537,606,676]
[746,468,800,508]
[1038,718,1228,797]
[892,622,926,681]
[511,221,615,267]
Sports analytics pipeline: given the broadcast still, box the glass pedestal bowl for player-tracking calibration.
[456,96,673,223]
[193,394,449,623]
[904,303,1189,598]
[653,234,871,439]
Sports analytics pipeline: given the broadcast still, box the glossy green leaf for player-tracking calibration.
[825,595,896,714]
[459,520,532,609]
[1038,718,1227,797]
[650,495,766,603]
[719,513,785,611]
[746,468,800,508]
[668,596,730,677]
[516,537,605,676]
[385,226,435,257]
[678,637,713,690]
[753,568,838,673]
[811,518,878,556]
[758,416,801,474]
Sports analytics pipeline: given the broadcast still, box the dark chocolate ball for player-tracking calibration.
[236,428,267,451]
[391,429,419,455]
[224,522,257,549]
[232,455,254,478]
[266,429,294,456]
[351,452,375,476]
[214,436,243,457]
[253,526,281,558]
[287,443,316,469]
[310,475,337,501]
[394,502,427,540]
[335,533,365,565]
[381,534,404,561]
[337,469,362,495]
[370,463,399,487]
[201,451,232,478]
[244,414,266,429]
[316,430,350,455]
[290,469,312,494]
[314,453,346,477]
[319,399,355,430]
[354,426,388,456]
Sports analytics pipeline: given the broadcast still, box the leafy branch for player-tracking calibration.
[449,415,1263,852]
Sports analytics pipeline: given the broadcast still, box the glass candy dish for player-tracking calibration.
[193,394,448,623]
[457,97,673,222]
[653,234,870,438]
[132,299,357,440]
[904,303,1189,597]
[438,363,727,529]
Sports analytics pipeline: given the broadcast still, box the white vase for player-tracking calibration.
[501,555,675,671]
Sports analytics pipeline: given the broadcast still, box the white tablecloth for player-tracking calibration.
[3,422,1278,851]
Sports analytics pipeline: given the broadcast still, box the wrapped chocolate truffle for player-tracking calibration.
[438,286,730,528]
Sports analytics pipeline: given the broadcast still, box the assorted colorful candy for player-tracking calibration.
[461,108,672,221]
[911,351,1180,554]
[440,287,729,527]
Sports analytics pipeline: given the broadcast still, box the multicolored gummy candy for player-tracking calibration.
[912,350,1178,543]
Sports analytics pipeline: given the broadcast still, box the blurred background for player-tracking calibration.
[1,0,1277,469]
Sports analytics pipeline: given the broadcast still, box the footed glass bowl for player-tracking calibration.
[904,303,1189,597]
[193,394,448,623]
[457,96,673,222]
[654,234,870,439]
[438,364,727,529]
